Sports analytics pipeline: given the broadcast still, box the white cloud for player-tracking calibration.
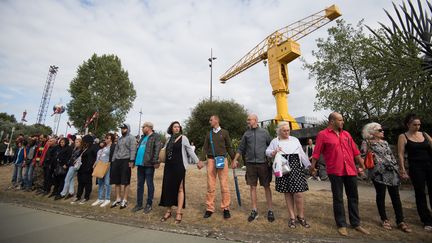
[0,0,397,136]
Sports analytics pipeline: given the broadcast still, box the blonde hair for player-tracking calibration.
[276,121,290,137]
[362,122,381,140]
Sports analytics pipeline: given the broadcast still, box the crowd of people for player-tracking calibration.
[2,112,432,236]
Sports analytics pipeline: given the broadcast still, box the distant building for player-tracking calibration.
[295,116,319,128]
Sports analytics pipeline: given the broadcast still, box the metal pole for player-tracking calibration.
[138,108,143,137]
[55,113,62,135]
[208,48,216,102]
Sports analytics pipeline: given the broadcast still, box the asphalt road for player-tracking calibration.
[0,203,227,243]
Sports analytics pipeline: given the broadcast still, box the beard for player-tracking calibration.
[121,131,128,136]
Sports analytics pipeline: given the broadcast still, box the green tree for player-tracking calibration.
[184,99,248,149]
[67,54,136,137]
[303,20,378,121]
[0,112,17,123]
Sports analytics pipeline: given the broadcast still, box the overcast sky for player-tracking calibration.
[0,0,400,136]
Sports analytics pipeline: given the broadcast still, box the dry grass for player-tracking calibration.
[0,164,431,242]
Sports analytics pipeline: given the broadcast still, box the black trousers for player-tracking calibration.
[53,174,66,196]
[43,166,54,193]
[328,175,360,227]
[372,181,404,224]
[409,162,432,226]
[77,173,92,200]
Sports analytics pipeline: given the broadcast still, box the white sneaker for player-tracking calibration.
[91,199,103,206]
[316,177,321,181]
[100,200,111,207]
[78,198,88,205]
[70,197,80,205]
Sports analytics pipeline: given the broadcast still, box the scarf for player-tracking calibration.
[166,133,181,161]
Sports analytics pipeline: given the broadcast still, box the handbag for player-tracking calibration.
[364,141,375,169]
[73,148,87,171]
[273,151,291,177]
[92,161,110,178]
[210,131,225,169]
[54,164,67,176]
[159,147,166,163]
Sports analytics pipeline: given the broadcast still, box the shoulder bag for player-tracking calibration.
[210,131,225,169]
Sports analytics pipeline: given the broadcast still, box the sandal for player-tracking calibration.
[160,211,172,222]
[398,222,412,233]
[288,218,296,229]
[175,213,183,224]
[382,220,392,230]
[297,216,311,228]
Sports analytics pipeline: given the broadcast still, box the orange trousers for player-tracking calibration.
[206,158,231,212]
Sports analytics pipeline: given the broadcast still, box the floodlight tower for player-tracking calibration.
[36,65,59,124]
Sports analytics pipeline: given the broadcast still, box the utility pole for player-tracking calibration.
[138,108,143,137]
[208,48,217,102]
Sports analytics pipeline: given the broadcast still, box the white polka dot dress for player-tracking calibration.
[275,154,308,193]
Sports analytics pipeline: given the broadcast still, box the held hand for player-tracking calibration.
[63,165,67,169]
[358,168,365,177]
[197,160,204,170]
[231,160,238,169]
[400,170,409,180]
[310,167,318,176]
[154,163,160,169]
[129,162,134,168]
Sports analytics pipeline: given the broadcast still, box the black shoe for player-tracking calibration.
[203,210,213,218]
[143,204,152,214]
[119,200,128,209]
[110,200,121,208]
[267,210,275,223]
[131,205,143,213]
[248,210,258,222]
[223,209,231,219]
[64,194,74,200]
[41,191,49,196]
[54,195,64,201]
[48,193,55,198]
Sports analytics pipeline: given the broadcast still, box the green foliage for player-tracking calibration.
[67,53,136,137]
[184,99,248,149]
[0,112,17,123]
[0,114,52,142]
[303,19,431,125]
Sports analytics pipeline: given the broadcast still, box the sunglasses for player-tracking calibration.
[376,129,383,132]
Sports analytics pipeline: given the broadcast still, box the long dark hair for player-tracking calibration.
[167,121,183,135]
[404,113,420,129]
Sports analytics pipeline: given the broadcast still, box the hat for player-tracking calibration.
[119,123,128,129]
[82,134,94,144]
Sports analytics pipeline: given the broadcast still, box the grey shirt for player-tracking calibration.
[113,125,137,162]
[237,127,272,164]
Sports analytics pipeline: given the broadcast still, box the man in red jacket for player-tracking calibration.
[34,134,49,194]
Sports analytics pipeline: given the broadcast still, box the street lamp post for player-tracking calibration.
[138,108,143,137]
[208,48,217,102]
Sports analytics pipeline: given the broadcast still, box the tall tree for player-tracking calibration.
[303,20,377,121]
[67,54,136,136]
[184,99,248,149]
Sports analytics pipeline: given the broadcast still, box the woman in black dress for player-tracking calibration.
[159,121,199,224]
[398,114,432,231]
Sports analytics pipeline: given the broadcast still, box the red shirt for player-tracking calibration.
[312,128,360,176]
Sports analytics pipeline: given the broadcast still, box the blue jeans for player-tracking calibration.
[11,163,23,186]
[22,163,34,189]
[61,167,76,196]
[136,166,155,207]
[97,168,111,200]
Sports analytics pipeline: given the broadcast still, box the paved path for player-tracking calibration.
[0,203,227,243]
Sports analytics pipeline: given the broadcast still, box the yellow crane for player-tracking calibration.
[220,5,341,129]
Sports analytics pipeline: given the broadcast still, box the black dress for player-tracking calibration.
[275,154,308,193]
[159,139,186,208]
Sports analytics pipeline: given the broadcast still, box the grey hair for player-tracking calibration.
[248,113,258,121]
[276,121,290,137]
[362,122,381,140]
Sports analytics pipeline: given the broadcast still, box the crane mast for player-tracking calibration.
[220,5,341,128]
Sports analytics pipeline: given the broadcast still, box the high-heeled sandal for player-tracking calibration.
[160,211,172,222]
[175,213,183,224]
[288,218,296,228]
[297,216,311,228]
[398,222,412,233]
[382,220,392,230]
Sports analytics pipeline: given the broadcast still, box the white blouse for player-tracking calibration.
[266,136,311,168]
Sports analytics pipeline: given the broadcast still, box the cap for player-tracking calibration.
[119,123,128,129]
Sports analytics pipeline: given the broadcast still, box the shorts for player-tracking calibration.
[110,159,131,185]
[245,163,272,187]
